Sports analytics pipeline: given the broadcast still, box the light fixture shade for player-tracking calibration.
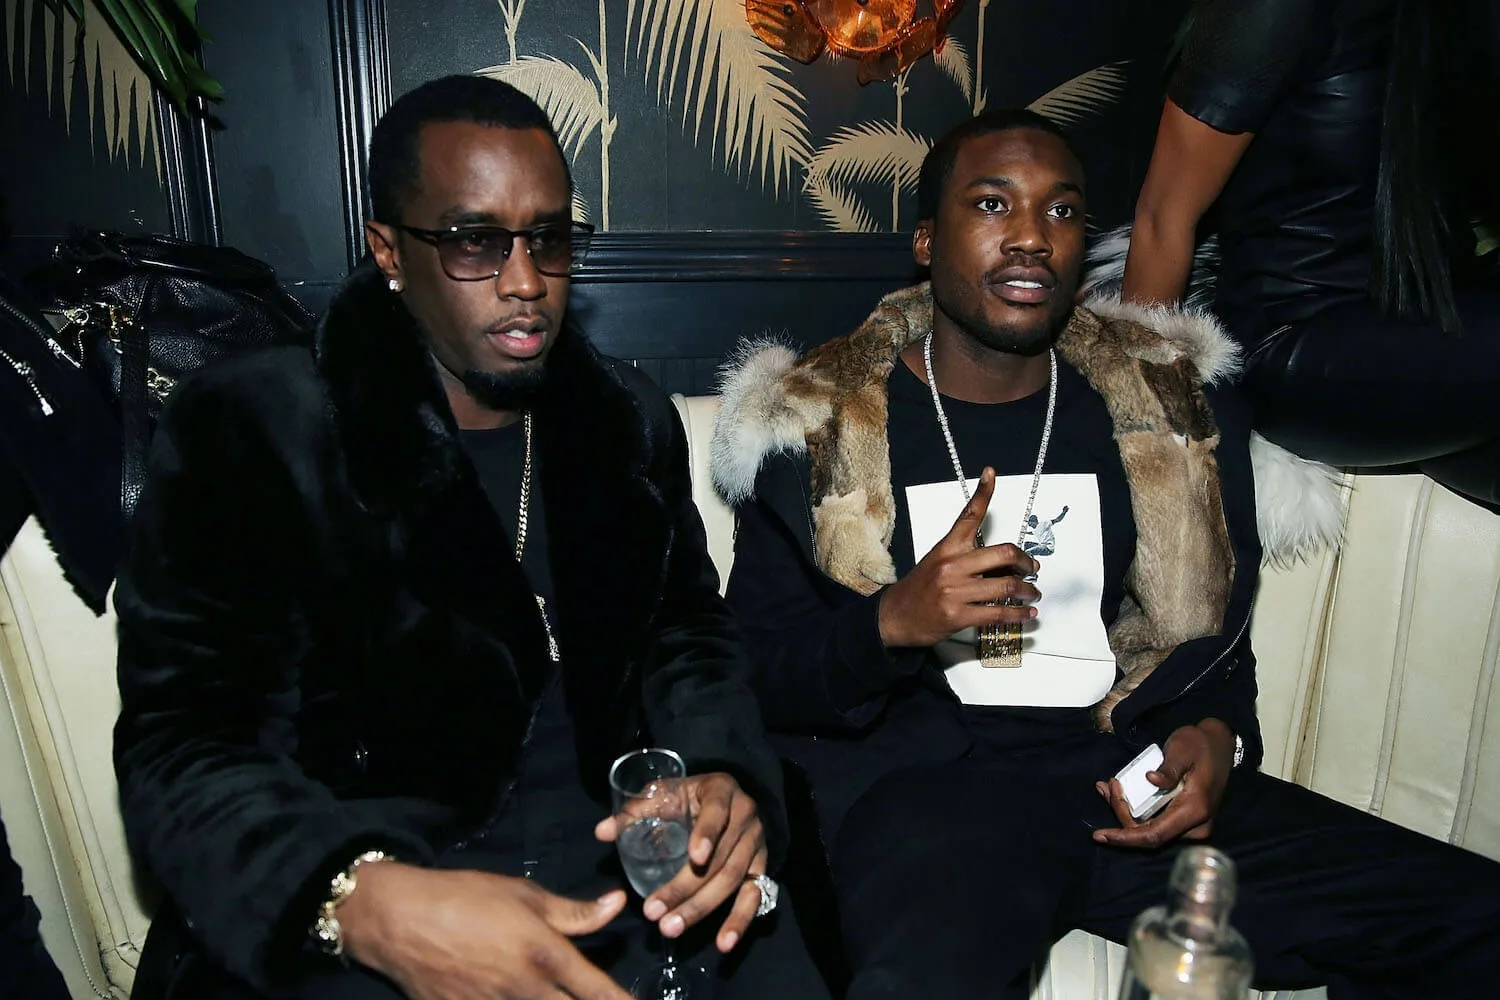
[747,0,966,84]
[805,0,916,55]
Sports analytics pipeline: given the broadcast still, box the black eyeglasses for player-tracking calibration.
[394,220,595,279]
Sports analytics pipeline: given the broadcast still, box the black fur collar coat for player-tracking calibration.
[113,263,785,996]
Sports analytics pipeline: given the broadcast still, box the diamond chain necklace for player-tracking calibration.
[921,332,1057,666]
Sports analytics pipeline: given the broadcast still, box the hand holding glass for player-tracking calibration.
[609,748,710,1000]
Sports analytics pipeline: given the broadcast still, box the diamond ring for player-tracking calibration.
[747,873,779,918]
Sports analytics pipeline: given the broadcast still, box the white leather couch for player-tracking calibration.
[2,393,1498,1000]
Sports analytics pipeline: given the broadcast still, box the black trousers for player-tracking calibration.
[1242,285,1500,505]
[0,814,69,1000]
[295,848,830,1000]
[833,732,1500,1000]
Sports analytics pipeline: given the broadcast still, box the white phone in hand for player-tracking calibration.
[1113,744,1183,821]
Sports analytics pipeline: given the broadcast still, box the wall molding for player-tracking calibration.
[153,91,222,246]
[575,231,916,283]
[329,0,392,272]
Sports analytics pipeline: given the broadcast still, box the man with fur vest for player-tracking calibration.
[711,109,1500,999]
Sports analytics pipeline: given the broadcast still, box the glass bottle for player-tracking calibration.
[1117,846,1254,1000]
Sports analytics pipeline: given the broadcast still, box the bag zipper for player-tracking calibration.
[0,294,81,369]
[0,347,54,416]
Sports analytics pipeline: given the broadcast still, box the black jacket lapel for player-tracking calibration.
[537,328,672,780]
[314,263,553,728]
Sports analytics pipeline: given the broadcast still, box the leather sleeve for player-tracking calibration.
[113,358,440,995]
[618,367,791,868]
[1168,0,1320,134]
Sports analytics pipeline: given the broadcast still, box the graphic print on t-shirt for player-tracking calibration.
[907,473,1117,707]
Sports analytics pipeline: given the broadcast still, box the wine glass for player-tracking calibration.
[609,748,711,1000]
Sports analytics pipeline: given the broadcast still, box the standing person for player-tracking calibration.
[1120,0,1500,504]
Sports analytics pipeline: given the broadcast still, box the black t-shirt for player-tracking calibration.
[1168,0,1398,340]
[454,424,609,890]
[462,422,554,604]
[888,356,1135,621]
[887,356,1136,744]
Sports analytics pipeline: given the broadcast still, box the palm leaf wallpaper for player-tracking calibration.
[4,0,160,177]
[388,0,1189,232]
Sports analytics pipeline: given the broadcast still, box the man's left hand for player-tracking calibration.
[1092,720,1236,848]
[595,772,767,953]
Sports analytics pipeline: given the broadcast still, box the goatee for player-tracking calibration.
[461,363,549,410]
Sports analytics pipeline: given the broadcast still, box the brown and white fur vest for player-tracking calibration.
[710,282,1345,729]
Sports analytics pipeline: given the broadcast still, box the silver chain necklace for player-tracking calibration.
[514,411,560,662]
[921,332,1058,666]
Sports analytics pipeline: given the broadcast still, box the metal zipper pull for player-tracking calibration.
[0,348,55,416]
[0,297,83,369]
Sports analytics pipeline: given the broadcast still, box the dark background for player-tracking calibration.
[2,0,1188,393]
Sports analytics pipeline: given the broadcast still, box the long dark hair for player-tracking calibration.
[1374,0,1499,332]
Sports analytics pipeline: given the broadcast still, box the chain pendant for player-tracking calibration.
[517,413,559,664]
[978,621,1024,667]
[925,335,1056,672]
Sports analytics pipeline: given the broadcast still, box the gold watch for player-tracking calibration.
[311,850,393,958]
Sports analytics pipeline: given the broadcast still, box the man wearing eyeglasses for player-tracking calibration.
[113,75,828,1000]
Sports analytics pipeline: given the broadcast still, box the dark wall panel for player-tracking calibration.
[197,0,349,296]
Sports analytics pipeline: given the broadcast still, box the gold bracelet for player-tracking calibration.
[311,850,393,958]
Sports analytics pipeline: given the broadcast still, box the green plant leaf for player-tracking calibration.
[90,0,220,112]
[109,0,191,107]
[1477,222,1498,257]
[138,0,195,81]
[170,0,199,28]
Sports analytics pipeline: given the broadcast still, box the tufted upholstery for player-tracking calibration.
[0,394,1496,999]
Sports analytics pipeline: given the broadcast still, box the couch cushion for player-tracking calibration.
[1,518,141,998]
[0,397,1494,1000]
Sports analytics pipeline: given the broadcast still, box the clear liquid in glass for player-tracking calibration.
[618,816,691,898]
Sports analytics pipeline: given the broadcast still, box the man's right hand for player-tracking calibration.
[877,467,1041,648]
[338,861,632,1000]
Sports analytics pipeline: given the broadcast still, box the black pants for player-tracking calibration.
[296,853,829,1000]
[0,815,69,1000]
[833,732,1500,1000]
[1242,285,1500,505]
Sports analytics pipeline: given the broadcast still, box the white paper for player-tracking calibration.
[905,474,1117,706]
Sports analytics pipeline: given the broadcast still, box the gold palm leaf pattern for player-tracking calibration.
[496,0,527,64]
[1026,61,1129,126]
[807,121,931,193]
[804,58,1132,232]
[626,0,811,196]
[5,0,160,177]
[805,172,879,233]
[803,121,930,232]
[933,37,972,105]
[476,52,607,161]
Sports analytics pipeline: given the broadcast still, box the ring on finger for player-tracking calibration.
[746,873,779,918]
